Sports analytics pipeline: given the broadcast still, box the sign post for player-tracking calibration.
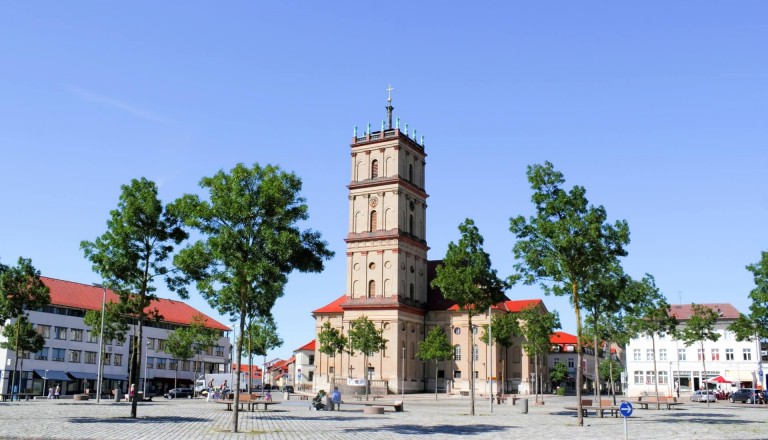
[619,401,633,440]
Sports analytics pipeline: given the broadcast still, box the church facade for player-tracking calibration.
[311,103,546,396]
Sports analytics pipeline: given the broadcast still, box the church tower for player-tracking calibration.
[339,91,429,392]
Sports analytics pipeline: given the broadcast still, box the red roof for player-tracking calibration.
[312,295,346,314]
[669,303,740,320]
[232,363,262,375]
[41,276,230,331]
[550,331,578,344]
[296,340,315,352]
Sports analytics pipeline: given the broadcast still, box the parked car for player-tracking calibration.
[690,390,716,402]
[730,388,761,404]
[282,385,294,393]
[164,388,194,399]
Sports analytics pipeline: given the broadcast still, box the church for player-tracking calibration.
[311,96,548,396]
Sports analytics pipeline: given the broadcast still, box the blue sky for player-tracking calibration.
[1,2,766,360]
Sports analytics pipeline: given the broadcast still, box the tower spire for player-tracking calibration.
[386,84,394,129]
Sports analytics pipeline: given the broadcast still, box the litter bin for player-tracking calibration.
[520,398,528,414]
[114,389,121,402]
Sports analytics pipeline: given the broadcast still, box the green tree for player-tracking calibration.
[678,303,720,407]
[317,321,346,387]
[242,316,283,391]
[480,312,520,395]
[431,219,506,415]
[580,261,631,403]
[83,299,130,395]
[0,316,45,393]
[624,275,677,408]
[509,162,629,425]
[418,326,454,400]
[518,305,560,404]
[598,358,623,383]
[550,361,569,390]
[347,316,387,401]
[81,177,187,418]
[0,257,50,397]
[730,251,768,342]
[166,314,219,394]
[169,163,332,433]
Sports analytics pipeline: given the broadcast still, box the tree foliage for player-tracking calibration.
[0,316,45,356]
[518,305,560,403]
[509,161,629,425]
[167,313,220,391]
[0,257,50,397]
[418,326,454,400]
[678,303,720,406]
[623,275,677,407]
[81,177,186,418]
[550,361,569,386]
[348,316,387,401]
[317,321,346,381]
[729,251,768,341]
[480,312,520,395]
[169,162,333,433]
[431,218,505,415]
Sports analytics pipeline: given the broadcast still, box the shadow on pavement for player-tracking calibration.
[344,423,511,436]
[68,416,211,424]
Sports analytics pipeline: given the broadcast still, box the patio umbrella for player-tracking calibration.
[707,375,729,383]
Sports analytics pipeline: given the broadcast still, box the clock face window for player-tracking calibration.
[370,196,378,207]
[453,328,461,335]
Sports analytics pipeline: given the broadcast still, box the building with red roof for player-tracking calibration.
[626,303,765,398]
[0,276,231,398]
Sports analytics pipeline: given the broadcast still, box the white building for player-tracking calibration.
[0,277,231,398]
[625,303,764,397]
[293,340,315,392]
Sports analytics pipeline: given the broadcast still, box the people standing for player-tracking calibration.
[47,387,53,399]
[54,385,60,399]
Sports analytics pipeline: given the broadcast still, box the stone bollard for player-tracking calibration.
[520,398,528,414]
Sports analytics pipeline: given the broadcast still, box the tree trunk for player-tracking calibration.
[573,282,584,427]
[130,321,142,418]
[10,319,20,400]
[468,313,475,415]
[435,360,439,401]
[593,313,600,407]
[231,311,245,433]
[652,335,660,410]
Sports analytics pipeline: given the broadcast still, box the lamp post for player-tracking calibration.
[92,283,107,403]
[401,345,405,399]
[143,338,150,393]
[43,370,48,398]
[489,305,493,412]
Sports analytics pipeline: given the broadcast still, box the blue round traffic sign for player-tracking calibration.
[619,401,633,418]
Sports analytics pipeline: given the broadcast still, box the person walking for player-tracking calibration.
[47,387,53,399]
[54,385,60,399]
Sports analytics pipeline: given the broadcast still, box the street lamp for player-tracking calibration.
[92,283,107,403]
[401,345,405,399]
[143,338,152,393]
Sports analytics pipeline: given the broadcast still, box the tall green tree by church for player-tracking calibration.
[510,162,629,426]
[431,219,506,416]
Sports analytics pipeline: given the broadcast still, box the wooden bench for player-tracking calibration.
[353,394,384,401]
[564,399,621,418]
[216,395,280,411]
[337,400,404,412]
[632,396,684,410]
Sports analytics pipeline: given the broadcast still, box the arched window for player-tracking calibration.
[368,280,376,298]
[454,345,462,361]
[370,210,377,231]
[409,214,414,236]
[409,283,414,300]
[408,163,413,181]
[371,159,379,179]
